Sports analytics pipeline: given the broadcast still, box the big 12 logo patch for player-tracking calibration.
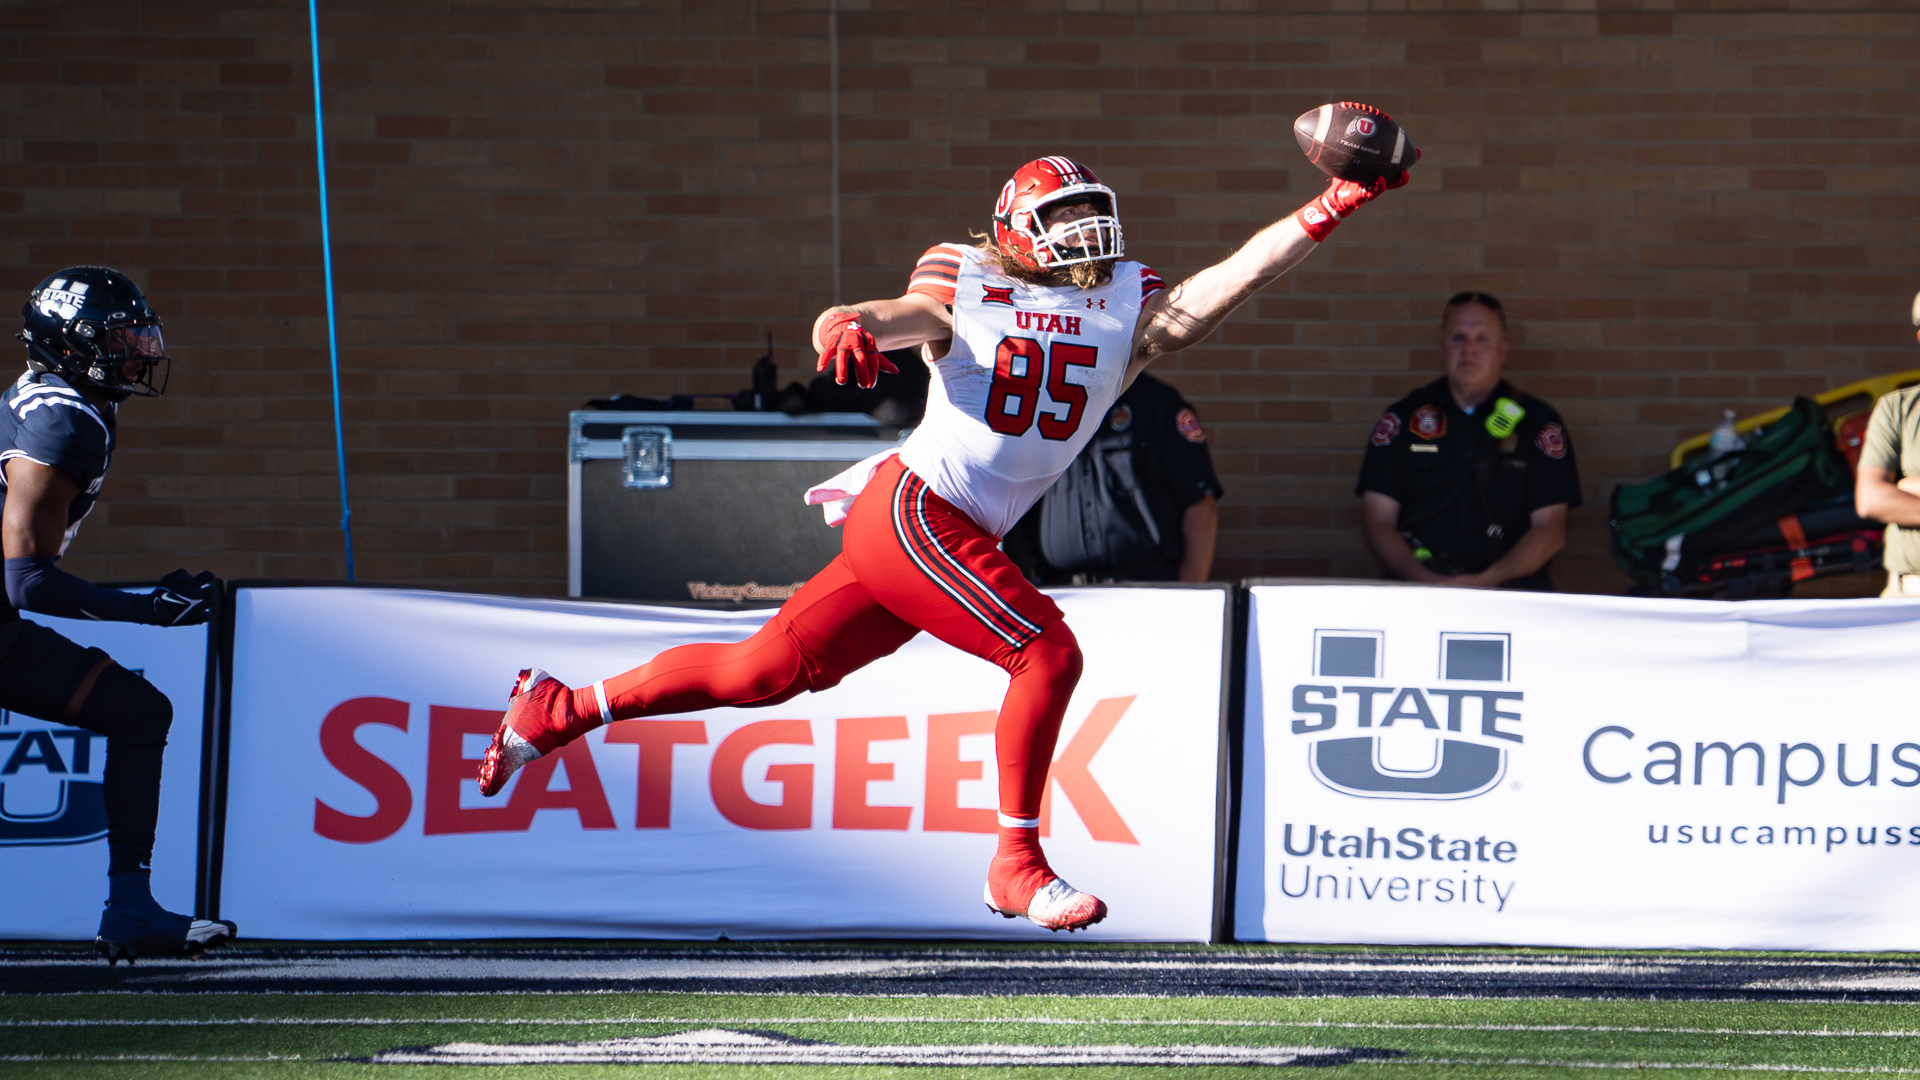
[1289,630,1521,800]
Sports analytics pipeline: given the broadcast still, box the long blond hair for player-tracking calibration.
[971,232,1116,290]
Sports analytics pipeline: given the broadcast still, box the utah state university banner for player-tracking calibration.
[1237,583,1920,951]
[219,586,1228,940]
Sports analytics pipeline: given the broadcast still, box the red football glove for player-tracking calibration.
[1294,147,1418,244]
[814,311,899,390]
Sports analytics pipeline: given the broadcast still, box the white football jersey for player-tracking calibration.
[896,244,1162,537]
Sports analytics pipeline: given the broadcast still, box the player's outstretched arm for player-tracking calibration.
[1133,213,1319,368]
[1129,170,1411,378]
[1,458,215,626]
[810,293,953,389]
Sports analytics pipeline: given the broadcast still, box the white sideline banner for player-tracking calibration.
[0,617,209,939]
[1235,584,1920,951]
[220,586,1226,940]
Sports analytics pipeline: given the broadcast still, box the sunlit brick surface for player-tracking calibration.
[3,0,1914,594]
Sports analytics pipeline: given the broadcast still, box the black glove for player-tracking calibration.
[147,569,218,627]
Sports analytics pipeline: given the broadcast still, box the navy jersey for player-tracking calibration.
[0,370,117,558]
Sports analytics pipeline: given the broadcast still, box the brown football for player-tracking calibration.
[1293,102,1415,185]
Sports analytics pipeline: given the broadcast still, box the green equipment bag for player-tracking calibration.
[1609,396,1854,592]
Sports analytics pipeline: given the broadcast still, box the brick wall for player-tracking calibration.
[4,0,1915,595]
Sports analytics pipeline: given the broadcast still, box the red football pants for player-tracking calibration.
[584,456,1081,821]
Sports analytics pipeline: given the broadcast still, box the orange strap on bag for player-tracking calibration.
[1776,515,1815,583]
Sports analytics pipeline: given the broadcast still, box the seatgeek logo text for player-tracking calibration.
[1288,630,1521,801]
[312,697,1139,844]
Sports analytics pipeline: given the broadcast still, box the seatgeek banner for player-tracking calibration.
[1236,583,1920,951]
[220,586,1227,940]
[0,617,209,938]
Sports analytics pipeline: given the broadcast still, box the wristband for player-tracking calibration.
[1295,190,1347,244]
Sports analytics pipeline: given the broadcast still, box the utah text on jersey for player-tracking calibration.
[898,244,1165,538]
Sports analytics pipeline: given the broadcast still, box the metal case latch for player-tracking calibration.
[621,426,673,489]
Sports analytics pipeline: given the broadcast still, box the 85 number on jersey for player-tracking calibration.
[986,337,1099,441]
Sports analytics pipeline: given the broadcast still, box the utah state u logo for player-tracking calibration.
[1289,629,1522,801]
[0,709,109,846]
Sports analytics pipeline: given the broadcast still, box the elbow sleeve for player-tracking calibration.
[3,556,31,611]
[4,556,151,623]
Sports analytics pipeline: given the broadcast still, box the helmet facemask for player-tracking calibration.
[991,158,1126,276]
[1024,193,1123,270]
[92,323,169,399]
[31,320,169,402]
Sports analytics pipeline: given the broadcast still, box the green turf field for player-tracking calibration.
[7,991,1920,1078]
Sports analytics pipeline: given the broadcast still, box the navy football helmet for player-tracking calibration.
[19,267,169,401]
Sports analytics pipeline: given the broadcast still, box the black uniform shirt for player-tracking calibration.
[1356,378,1580,576]
[1020,372,1224,582]
[0,370,117,619]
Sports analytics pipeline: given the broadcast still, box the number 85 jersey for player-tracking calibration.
[896,244,1166,537]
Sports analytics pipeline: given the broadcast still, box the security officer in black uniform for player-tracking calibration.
[1010,372,1224,583]
[1357,293,1581,590]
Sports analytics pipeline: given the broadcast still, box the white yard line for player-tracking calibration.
[1387,1060,1920,1075]
[1,1051,1915,1071]
[0,1054,302,1062]
[8,1015,1920,1038]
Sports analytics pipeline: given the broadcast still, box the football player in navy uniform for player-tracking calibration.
[7,267,232,962]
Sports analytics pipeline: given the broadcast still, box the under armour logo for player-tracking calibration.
[1085,298,1106,310]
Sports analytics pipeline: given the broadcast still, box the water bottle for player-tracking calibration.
[1708,409,1744,458]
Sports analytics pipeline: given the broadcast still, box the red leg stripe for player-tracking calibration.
[890,471,1041,649]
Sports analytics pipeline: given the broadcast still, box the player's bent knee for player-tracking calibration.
[708,627,816,708]
[1010,620,1083,689]
[798,652,861,696]
[78,664,174,746]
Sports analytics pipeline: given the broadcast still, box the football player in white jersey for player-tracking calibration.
[481,135,1411,932]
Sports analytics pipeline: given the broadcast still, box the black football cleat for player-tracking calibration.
[95,891,236,966]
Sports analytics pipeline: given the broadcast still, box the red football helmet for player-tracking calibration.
[990,156,1123,272]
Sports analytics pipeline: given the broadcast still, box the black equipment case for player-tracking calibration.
[567,411,899,602]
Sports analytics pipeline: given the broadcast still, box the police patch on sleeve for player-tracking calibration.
[1175,408,1206,444]
[1371,412,1401,447]
[1535,421,1567,459]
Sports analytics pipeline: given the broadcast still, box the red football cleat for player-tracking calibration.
[476,668,577,798]
[983,854,1108,933]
